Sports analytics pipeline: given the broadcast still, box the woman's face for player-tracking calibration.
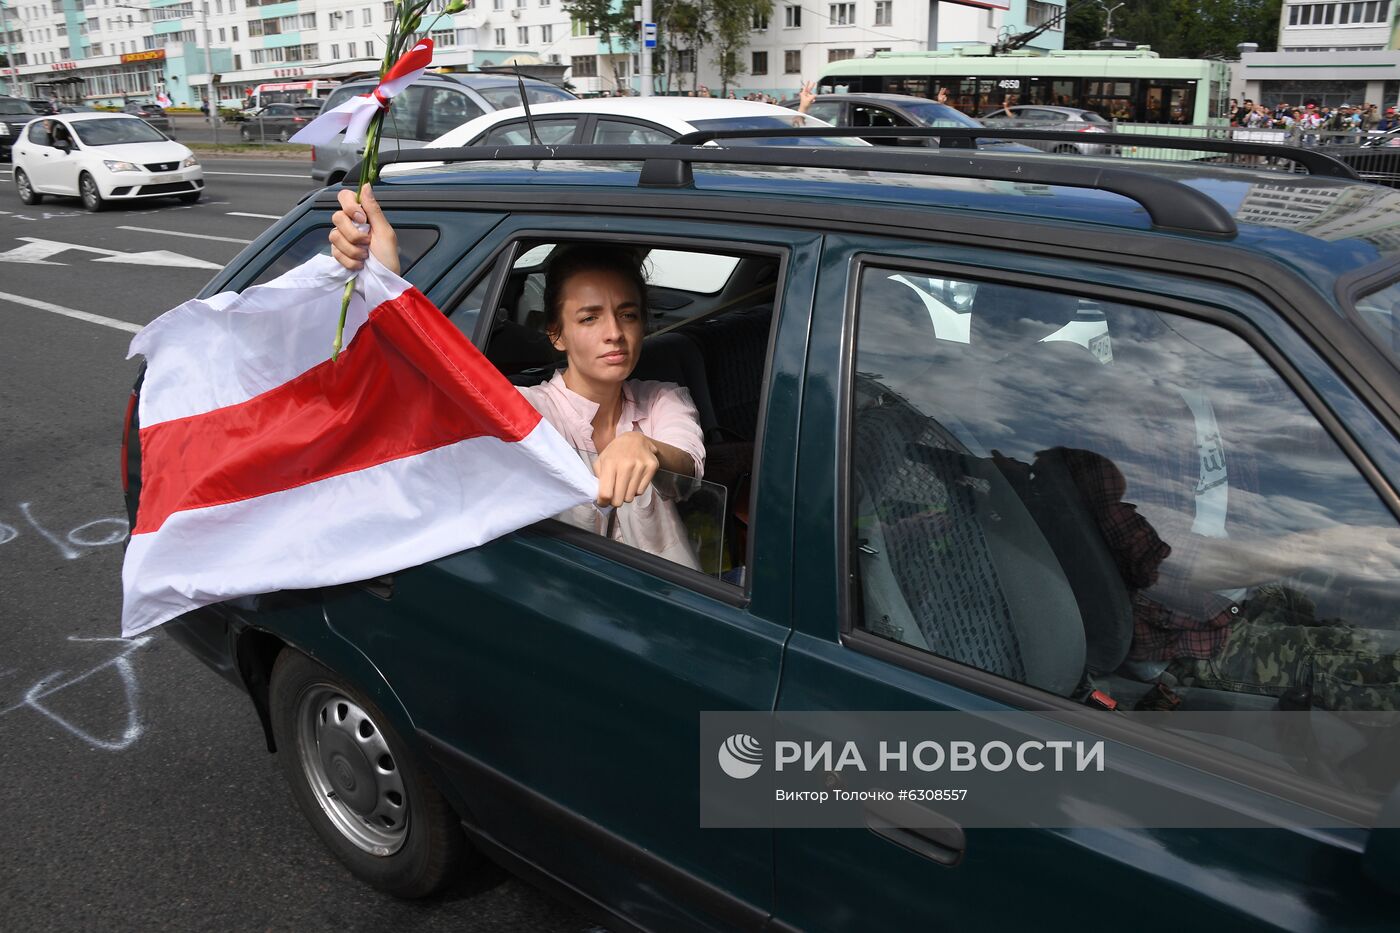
[550,267,644,388]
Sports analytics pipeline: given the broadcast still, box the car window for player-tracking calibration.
[804,101,843,125]
[1022,108,1063,122]
[593,118,674,145]
[247,225,440,288]
[379,84,431,141]
[26,122,51,145]
[475,83,575,109]
[850,265,1400,725]
[851,105,906,128]
[475,236,784,586]
[422,87,485,140]
[322,84,362,114]
[477,118,578,146]
[72,118,165,145]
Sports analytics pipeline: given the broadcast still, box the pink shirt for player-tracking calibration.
[518,372,707,567]
[518,371,706,480]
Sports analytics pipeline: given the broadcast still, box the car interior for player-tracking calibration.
[459,239,782,585]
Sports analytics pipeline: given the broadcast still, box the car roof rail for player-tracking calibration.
[372,142,1240,238]
[670,125,1361,180]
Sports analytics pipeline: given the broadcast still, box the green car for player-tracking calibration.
[124,131,1400,931]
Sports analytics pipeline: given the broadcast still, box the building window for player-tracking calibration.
[571,53,597,76]
[784,48,801,72]
[364,39,374,55]
[873,0,891,25]
[494,26,505,44]
[361,6,371,25]
[827,46,854,61]
[517,25,528,42]
[493,0,504,9]
[783,3,800,26]
[384,1,394,18]
[347,40,356,56]
[301,12,315,28]
[431,27,455,46]
[829,2,855,25]
[540,23,552,41]
[752,9,768,29]
[218,26,225,40]
[330,42,340,57]
[231,24,238,39]
[1027,0,1062,29]
[572,17,595,35]
[751,50,767,74]
[1289,1,1392,26]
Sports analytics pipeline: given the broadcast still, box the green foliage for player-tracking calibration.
[1065,0,1282,57]
[711,0,771,94]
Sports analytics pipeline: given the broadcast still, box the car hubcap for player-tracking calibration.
[294,685,409,855]
[82,178,96,204]
[17,172,31,198]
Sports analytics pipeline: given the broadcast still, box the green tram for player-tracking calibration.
[818,47,1232,129]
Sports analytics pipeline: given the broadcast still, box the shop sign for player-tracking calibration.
[52,61,79,71]
[273,67,305,77]
[121,49,167,64]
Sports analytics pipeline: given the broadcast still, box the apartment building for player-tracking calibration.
[1239,1,1400,109]
[0,0,1062,106]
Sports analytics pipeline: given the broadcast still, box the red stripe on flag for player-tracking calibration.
[134,286,542,535]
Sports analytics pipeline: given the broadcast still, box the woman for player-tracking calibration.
[328,185,707,565]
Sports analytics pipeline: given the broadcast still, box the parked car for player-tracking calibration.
[781,92,1035,151]
[979,104,1112,155]
[124,134,1400,930]
[0,95,38,160]
[121,100,173,135]
[27,98,60,115]
[12,113,203,211]
[56,103,102,114]
[1328,126,1400,186]
[384,96,862,174]
[309,72,576,184]
[240,103,323,142]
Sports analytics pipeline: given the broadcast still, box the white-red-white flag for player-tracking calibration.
[121,254,598,637]
[290,39,435,145]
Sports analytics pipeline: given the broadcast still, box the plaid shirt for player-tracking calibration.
[1054,447,1234,662]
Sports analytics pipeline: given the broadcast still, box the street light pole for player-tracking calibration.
[1097,1,1125,38]
[199,0,216,140]
[0,0,13,97]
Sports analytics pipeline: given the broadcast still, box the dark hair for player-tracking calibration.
[541,244,648,341]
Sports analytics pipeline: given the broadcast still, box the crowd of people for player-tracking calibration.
[1228,97,1400,141]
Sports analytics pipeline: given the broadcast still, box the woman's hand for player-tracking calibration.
[594,431,660,507]
[797,80,816,114]
[329,183,400,275]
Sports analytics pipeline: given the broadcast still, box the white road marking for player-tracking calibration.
[116,225,253,245]
[202,170,306,179]
[226,211,281,220]
[0,290,142,334]
[0,237,223,269]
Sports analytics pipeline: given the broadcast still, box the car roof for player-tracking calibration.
[52,112,151,122]
[373,150,1400,299]
[809,93,944,106]
[338,71,566,91]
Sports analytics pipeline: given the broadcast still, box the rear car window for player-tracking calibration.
[688,115,867,145]
[248,225,440,288]
[1353,278,1400,363]
[476,84,575,109]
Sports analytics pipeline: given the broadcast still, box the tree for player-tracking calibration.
[1063,0,1282,57]
[654,0,709,93]
[563,0,635,91]
[710,0,772,96]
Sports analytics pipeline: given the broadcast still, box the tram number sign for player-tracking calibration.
[997,79,1021,89]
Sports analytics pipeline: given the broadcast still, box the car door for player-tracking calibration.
[771,234,1400,931]
[21,121,62,191]
[804,99,845,127]
[44,119,82,194]
[589,115,676,144]
[316,212,822,930]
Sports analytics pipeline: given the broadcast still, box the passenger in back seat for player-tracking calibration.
[329,187,707,567]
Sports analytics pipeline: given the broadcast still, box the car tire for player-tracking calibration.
[268,649,467,898]
[79,172,105,212]
[241,127,252,142]
[278,129,290,142]
[15,168,42,205]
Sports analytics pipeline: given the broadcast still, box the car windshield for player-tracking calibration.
[295,106,321,117]
[896,101,984,128]
[0,98,37,115]
[476,84,575,108]
[688,115,867,145]
[73,117,168,145]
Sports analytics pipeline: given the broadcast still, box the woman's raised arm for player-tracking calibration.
[329,183,401,275]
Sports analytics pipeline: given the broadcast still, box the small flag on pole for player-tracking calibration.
[290,40,435,145]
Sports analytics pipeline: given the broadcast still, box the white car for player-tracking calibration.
[381,97,863,176]
[12,112,204,212]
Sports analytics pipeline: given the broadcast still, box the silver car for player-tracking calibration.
[978,104,1112,156]
[309,72,575,184]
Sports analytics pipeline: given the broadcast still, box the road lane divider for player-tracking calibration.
[0,290,142,334]
[201,170,306,179]
[116,226,254,245]
[227,212,282,220]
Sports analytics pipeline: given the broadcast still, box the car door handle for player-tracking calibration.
[863,794,966,867]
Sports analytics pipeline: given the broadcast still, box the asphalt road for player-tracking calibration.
[0,160,602,933]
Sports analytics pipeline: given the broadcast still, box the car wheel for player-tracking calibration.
[278,129,290,142]
[178,190,201,204]
[269,649,467,898]
[79,172,105,212]
[241,127,252,142]
[14,168,42,205]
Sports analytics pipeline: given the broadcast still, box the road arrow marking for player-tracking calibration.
[1,237,222,270]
